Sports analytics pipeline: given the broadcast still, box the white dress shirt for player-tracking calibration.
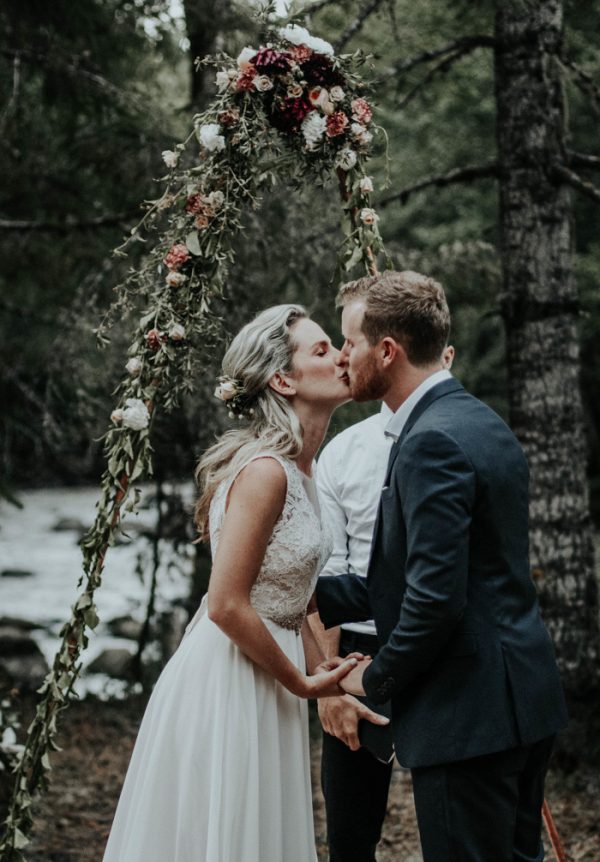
[317,405,393,635]
[384,369,452,441]
[316,370,453,636]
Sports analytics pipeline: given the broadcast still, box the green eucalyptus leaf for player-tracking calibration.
[185,231,202,256]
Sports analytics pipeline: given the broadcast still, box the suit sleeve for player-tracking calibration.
[363,429,476,703]
[316,574,371,629]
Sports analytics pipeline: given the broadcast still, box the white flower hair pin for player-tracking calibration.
[214,376,255,419]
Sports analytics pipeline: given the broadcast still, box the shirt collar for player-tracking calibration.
[378,400,394,427]
[384,370,452,441]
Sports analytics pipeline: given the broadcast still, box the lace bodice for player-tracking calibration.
[209,453,332,633]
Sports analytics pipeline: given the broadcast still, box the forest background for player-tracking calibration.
[1,0,600,855]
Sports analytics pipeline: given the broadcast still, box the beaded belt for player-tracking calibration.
[267,610,305,634]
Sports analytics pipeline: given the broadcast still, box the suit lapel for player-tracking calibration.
[367,378,465,577]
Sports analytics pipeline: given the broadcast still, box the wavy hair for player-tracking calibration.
[194,304,307,540]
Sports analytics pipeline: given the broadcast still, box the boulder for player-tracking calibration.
[87,648,135,680]
[0,626,49,691]
[107,616,144,641]
[0,568,34,579]
[52,517,87,533]
[0,616,41,631]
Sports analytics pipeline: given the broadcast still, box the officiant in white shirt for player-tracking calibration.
[311,349,454,862]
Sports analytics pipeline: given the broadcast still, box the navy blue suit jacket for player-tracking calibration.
[317,379,568,768]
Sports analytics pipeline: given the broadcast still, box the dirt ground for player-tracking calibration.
[14,695,599,861]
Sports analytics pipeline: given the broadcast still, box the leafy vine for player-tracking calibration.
[0,19,388,858]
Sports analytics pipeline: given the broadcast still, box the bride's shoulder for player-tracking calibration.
[228,452,289,502]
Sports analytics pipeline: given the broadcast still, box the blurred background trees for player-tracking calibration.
[1,0,599,729]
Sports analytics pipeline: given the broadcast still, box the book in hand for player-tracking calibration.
[356,695,394,764]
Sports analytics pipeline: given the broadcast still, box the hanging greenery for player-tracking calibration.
[0,18,389,859]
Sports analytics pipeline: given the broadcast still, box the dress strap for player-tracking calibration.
[209,452,293,541]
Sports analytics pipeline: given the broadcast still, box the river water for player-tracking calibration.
[0,485,194,697]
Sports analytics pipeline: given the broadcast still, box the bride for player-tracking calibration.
[103,304,361,862]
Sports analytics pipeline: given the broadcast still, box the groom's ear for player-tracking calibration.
[268,371,297,398]
[380,337,401,368]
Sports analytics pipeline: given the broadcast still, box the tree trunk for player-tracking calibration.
[494,0,599,695]
[182,0,229,111]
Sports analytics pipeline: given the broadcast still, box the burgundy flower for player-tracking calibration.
[217,107,240,128]
[146,328,167,351]
[185,193,205,215]
[251,47,291,75]
[326,111,349,138]
[269,95,312,133]
[236,67,257,91]
[301,53,345,87]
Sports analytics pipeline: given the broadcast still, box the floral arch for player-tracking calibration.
[0,20,388,857]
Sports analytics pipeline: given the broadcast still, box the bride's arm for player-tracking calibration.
[207,457,357,699]
[300,616,326,674]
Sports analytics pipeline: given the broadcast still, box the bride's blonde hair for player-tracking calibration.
[194,304,307,540]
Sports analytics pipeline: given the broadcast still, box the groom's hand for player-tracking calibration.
[318,687,389,751]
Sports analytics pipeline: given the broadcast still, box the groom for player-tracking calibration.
[316,270,568,862]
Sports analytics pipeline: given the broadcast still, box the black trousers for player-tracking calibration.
[321,631,394,862]
[411,735,555,862]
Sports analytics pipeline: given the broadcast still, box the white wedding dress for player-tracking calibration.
[103,453,331,862]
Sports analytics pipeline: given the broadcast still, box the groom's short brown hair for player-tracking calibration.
[336,270,451,367]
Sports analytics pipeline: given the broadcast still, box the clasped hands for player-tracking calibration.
[315,654,390,750]
[314,652,371,697]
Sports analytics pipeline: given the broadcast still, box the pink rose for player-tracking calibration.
[163,243,190,271]
[351,97,372,125]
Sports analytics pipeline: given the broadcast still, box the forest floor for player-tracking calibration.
[13,694,599,861]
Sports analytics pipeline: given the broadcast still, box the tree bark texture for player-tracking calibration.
[494,0,599,692]
[183,0,229,110]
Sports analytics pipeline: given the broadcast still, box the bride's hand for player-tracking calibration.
[313,652,366,675]
[300,656,360,699]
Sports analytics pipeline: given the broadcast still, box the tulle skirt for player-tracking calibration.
[103,610,317,862]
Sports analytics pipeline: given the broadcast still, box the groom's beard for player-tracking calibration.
[349,353,388,402]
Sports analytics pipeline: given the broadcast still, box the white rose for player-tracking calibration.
[121,399,150,431]
[198,123,225,152]
[253,74,274,92]
[237,46,257,70]
[207,190,225,209]
[125,357,143,377]
[216,69,234,90]
[169,323,186,342]
[330,85,345,102]
[165,271,188,288]
[301,111,327,149]
[214,381,237,401]
[335,148,357,171]
[110,408,123,424]
[360,207,380,226]
[279,25,334,56]
[359,176,374,194]
[351,122,373,147]
[161,150,178,169]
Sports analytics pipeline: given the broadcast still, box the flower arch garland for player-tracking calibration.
[0,21,389,857]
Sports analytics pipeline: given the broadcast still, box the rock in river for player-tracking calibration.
[87,648,136,680]
[0,625,49,691]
